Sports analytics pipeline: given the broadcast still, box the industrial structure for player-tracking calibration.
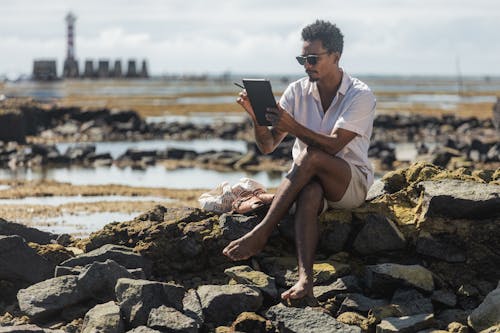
[32,12,149,81]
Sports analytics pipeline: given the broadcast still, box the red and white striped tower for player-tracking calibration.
[65,12,76,60]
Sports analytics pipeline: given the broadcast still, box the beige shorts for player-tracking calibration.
[326,162,368,210]
[289,162,368,215]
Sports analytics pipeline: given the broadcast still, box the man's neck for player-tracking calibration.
[317,68,343,97]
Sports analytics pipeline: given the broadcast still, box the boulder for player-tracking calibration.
[197,284,262,326]
[365,263,435,295]
[352,214,406,255]
[78,259,134,300]
[0,235,53,283]
[338,293,389,316]
[376,313,435,333]
[0,218,56,244]
[468,287,500,332]
[416,180,500,219]
[230,312,269,333]
[81,301,124,333]
[224,265,278,299]
[0,325,63,333]
[391,288,433,316]
[115,278,186,328]
[60,244,152,277]
[265,304,361,333]
[125,327,162,333]
[416,232,466,263]
[147,305,199,333]
[313,275,362,302]
[219,214,261,240]
[17,275,87,320]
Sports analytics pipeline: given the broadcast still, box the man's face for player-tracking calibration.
[300,40,338,82]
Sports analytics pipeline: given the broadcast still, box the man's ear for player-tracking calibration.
[333,52,341,65]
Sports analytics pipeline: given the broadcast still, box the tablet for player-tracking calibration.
[242,79,276,126]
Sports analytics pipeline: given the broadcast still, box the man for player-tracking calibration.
[493,97,500,133]
[223,20,376,300]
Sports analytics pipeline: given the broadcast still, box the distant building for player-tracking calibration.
[63,12,79,78]
[32,60,58,81]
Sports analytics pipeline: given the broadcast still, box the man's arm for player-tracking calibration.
[266,105,356,156]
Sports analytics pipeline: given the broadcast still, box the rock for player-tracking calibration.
[365,263,435,295]
[479,324,500,333]
[366,179,387,201]
[125,327,162,333]
[317,210,353,254]
[447,322,469,333]
[147,305,199,333]
[417,180,500,219]
[81,301,124,333]
[260,257,350,288]
[416,233,466,263]
[431,289,457,307]
[468,287,500,332]
[0,235,53,283]
[182,289,204,326]
[0,325,63,333]
[336,312,369,331]
[436,309,470,327]
[219,214,261,241]
[115,278,186,328]
[265,303,361,333]
[197,284,262,326]
[376,313,435,333]
[78,259,134,301]
[17,275,87,320]
[313,275,362,302]
[230,312,269,333]
[338,293,389,316]
[224,265,278,299]
[60,244,152,278]
[391,288,433,316]
[352,214,406,255]
[0,218,56,244]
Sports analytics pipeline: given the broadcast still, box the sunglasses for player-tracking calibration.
[295,52,330,66]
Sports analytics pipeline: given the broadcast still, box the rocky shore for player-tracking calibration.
[0,162,499,332]
[1,98,499,174]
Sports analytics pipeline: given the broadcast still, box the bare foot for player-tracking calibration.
[222,231,267,261]
[281,278,314,300]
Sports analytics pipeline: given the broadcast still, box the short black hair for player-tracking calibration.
[301,20,344,54]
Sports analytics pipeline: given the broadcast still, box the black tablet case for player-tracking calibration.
[243,79,276,126]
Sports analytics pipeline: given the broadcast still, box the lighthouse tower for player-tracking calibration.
[63,12,79,78]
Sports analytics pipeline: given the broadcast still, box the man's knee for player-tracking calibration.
[296,146,327,168]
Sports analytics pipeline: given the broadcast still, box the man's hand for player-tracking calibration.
[236,90,258,123]
[265,105,297,134]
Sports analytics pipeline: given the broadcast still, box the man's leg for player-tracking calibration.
[281,180,323,300]
[222,147,351,261]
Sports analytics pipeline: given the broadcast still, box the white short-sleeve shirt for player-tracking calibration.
[279,70,376,188]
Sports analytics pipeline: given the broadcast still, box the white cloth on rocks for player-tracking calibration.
[198,178,267,213]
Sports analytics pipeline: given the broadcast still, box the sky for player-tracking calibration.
[1,0,500,78]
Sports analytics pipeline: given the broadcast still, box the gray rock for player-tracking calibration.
[147,305,199,333]
[17,275,87,320]
[353,215,406,255]
[318,218,352,254]
[78,259,134,301]
[125,327,162,333]
[313,275,362,302]
[365,263,435,295]
[366,179,387,201]
[431,290,457,307]
[60,244,152,277]
[81,301,124,333]
[376,313,435,333]
[182,289,204,327]
[468,287,500,332]
[265,303,361,333]
[55,265,83,277]
[436,309,470,327]
[197,284,262,326]
[417,180,500,219]
[416,233,466,263]
[219,214,261,240]
[0,218,56,244]
[338,293,389,316]
[115,278,186,328]
[0,235,53,283]
[224,265,278,299]
[391,289,433,316]
[0,325,64,333]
